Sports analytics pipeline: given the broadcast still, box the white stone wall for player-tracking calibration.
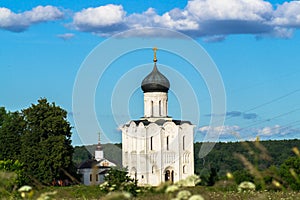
[122,120,194,186]
[78,168,106,186]
[95,150,104,161]
[144,92,168,117]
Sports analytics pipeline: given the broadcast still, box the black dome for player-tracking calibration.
[141,64,170,93]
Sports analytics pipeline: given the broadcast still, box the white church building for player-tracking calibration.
[77,136,116,185]
[121,48,195,186]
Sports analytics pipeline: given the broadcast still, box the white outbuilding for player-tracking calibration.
[77,137,116,185]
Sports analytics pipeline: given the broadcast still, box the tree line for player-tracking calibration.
[0,98,76,186]
[74,139,300,189]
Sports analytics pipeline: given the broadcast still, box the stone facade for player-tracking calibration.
[122,119,194,186]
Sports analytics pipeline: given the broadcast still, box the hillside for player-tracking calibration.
[73,139,300,180]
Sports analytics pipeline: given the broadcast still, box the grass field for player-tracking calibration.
[15,185,300,200]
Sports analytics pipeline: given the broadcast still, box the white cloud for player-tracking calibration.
[73,4,126,32]
[3,1,300,40]
[156,9,199,31]
[0,6,63,32]
[257,124,298,136]
[186,0,273,21]
[272,1,300,27]
[259,126,272,136]
[198,124,300,141]
[198,125,240,135]
[202,35,226,42]
[70,0,276,39]
[23,5,64,23]
[57,33,75,40]
[126,8,160,29]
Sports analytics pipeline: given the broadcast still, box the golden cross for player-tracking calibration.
[153,47,158,62]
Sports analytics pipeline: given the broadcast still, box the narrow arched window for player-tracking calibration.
[150,136,153,150]
[183,136,185,150]
[159,100,161,116]
[151,101,154,116]
[166,136,169,150]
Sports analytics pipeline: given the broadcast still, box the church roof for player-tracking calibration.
[125,119,192,127]
[77,159,98,169]
[77,159,113,169]
[141,63,170,93]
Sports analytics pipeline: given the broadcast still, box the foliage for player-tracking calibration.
[100,167,138,196]
[279,156,300,190]
[3,183,300,200]
[165,185,179,193]
[0,171,17,197]
[74,143,122,167]
[233,169,254,184]
[0,107,6,125]
[176,175,201,187]
[0,109,24,161]
[176,190,192,199]
[162,176,203,200]
[19,98,75,185]
[103,191,132,200]
[72,146,92,166]
[0,160,26,187]
[193,140,300,186]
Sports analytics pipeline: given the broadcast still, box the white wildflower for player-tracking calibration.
[18,185,34,199]
[189,194,205,200]
[36,191,57,200]
[177,190,192,200]
[105,191,132,200]
[237,181,256,192]
[165,185,179,193]
[176,175,201,187]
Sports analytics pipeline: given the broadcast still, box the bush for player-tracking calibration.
[100,167,139,196]
[279,156,300,190]
[0,160,26,188]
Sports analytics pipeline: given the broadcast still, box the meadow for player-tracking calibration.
[6,185,300,200]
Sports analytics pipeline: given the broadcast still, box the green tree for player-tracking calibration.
[0,109,24,161]
[101,167,138,196]
[73,146,92,166]
[20,98,74,185]
[233,169,254,184]
[279,156,300,190]
[0,107,6,125]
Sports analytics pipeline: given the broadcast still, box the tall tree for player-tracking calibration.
[0,107,6,126]
[0,109,23,161]
[20,98,74,185]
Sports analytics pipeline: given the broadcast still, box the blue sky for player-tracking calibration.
[1,0,300,145]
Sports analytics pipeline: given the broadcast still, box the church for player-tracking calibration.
[121,48,195,186]
[77,135,116,185]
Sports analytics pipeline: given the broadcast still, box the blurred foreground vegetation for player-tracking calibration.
[2,184,300,200]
